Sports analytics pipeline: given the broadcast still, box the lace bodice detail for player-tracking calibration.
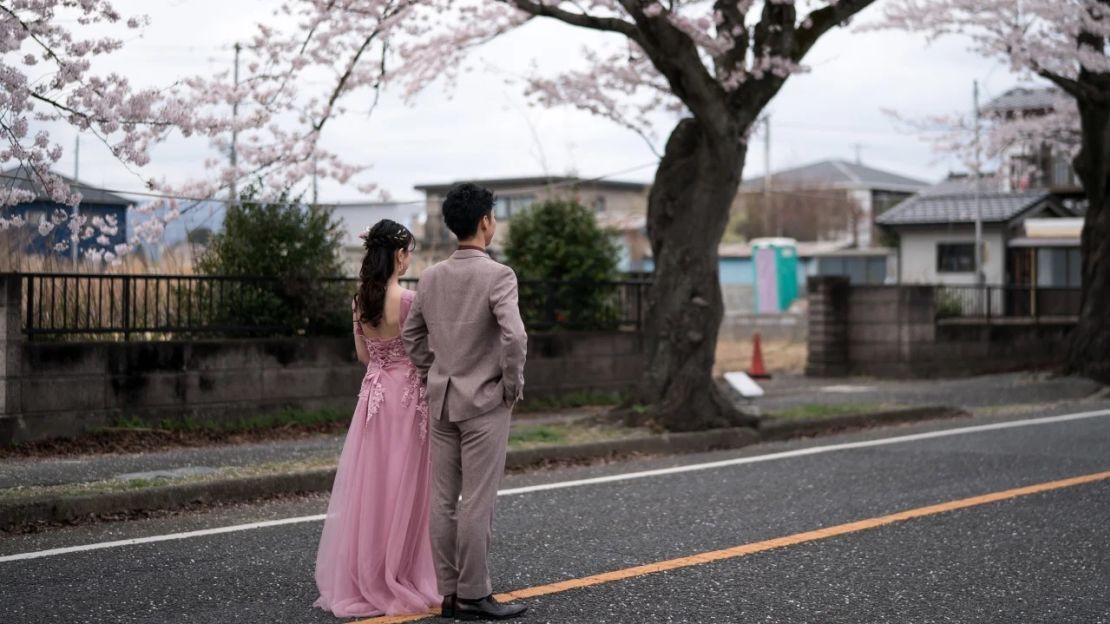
[353,291,428,440]
[362,335,410,368]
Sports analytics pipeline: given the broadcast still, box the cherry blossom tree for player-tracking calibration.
[506,0,880,430]
[887,88,1081,191]
[3,0,879,430]
[881,0,1110,383]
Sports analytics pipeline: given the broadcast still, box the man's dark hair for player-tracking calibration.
[442,183,494,240]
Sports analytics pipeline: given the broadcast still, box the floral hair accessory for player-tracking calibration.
[358,227,371,241]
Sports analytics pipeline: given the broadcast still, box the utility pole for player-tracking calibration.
[72,133,80,267]
[761,115,777,237]
[973,80,984,287]
[311,153,319,206]
[229,42,241,207]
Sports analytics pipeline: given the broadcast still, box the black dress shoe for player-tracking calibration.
[441,594,457,618]
[454,594,527,620]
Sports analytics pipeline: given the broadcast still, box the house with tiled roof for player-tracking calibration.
[734,158,930,248]
[981,86,1081,192]
[876,177,1080,290]
[1,165,130,258]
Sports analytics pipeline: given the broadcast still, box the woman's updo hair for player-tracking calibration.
[356,219,415,327]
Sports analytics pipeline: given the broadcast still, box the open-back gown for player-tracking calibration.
[313,289,439,617]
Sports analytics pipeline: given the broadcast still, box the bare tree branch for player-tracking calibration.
[793,0,878,63]
[505,0,641,40]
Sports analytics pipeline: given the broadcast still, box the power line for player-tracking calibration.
[0,159,661,209]
[0,173,424,207]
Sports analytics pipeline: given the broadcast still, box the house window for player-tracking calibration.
[593,196,607,213]
[937,243,976,273]
[1051,156,1072,187]
[493,194,536,220]
[24,209,46,226]
[1037,248,1082,287]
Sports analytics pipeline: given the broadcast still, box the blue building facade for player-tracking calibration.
[1,167,129,257]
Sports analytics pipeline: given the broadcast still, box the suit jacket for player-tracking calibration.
[403,248,528,422]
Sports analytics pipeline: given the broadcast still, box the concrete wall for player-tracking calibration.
[717,284,808,342]
[1,277,645,445]
[6,338,365,445]
[806,276,1071,378]
[720,312,807,342]
[897,226,1007,285]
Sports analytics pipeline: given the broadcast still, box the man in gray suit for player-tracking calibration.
[403,183,528,621]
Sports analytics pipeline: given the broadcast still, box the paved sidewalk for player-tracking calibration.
[746,371,1103,414]
[0,408,602,491]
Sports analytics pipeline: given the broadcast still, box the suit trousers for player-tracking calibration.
[428,403,511,599]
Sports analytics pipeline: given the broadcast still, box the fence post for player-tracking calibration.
[805,276,850,377]
[24,276,33,340]
[544,281,556,329]
[0,275,24,443]
[986,285,992,322]
[121,275,131,342]
[635,282,644,331]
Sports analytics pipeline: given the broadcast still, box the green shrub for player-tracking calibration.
[503,200,622,330]
[197,186,349,335]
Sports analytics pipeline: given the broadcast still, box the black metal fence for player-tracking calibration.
[933,285,1082,322]
[16,272,651,341]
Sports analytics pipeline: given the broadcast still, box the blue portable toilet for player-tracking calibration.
[752,237,799,313]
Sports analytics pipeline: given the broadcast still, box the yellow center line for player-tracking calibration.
[354,469,1110,624]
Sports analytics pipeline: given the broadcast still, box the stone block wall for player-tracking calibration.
[805,276,1072,378]
[2,276,646,446]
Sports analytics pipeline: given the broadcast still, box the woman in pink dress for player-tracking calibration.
[313,219,439,618]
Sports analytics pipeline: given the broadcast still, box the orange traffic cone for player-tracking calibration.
[748,332,771,379]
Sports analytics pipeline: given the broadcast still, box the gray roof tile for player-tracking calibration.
[740,159,929,192]
[1,165,132,206]
[876,190,1052,226]
[982,87,1061,114]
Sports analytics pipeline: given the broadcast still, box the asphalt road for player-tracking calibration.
[2,404,1109,624]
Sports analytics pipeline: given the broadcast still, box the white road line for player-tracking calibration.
[0,515,325,563]
[500,407,1110,495]
[3,407,1109,564]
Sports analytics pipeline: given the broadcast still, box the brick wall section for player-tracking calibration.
[1,277,645,446]
[805,276,850,377]
[806,276,1071,378]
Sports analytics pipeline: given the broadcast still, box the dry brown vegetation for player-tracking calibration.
[715,337,808,376]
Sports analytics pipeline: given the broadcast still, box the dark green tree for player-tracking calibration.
[198,188,347,334]
[504,199,622,330]
[186,226,214,247]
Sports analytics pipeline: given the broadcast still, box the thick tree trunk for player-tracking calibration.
[628,117,757,431]
[1066,95,1110,383]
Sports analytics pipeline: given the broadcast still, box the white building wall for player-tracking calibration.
[897,226,1007,285]
[849,189,873,248]
[327,202,426,276]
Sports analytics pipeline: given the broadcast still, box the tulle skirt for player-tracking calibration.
[313,366,439,617]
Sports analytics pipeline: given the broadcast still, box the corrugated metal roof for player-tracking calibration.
[1008,237,1079,248]
[718,239,854,258]
[876,190,1053,226]
[740,159,930,193]
[0,165,132,206]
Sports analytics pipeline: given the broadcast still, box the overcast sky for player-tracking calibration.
[38,0,1041,205]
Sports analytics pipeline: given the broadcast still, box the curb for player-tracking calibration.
[506,427,761,470]
[0,468,338,532]
[0,405,964,531]
[757,405,969,441]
